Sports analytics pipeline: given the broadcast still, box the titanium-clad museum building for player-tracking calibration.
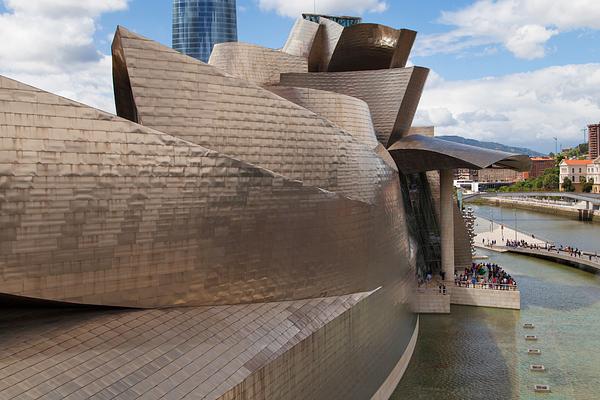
[0,14,529,400]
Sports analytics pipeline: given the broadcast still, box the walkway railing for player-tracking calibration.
[454,282,518,291]
[506,245,600,266]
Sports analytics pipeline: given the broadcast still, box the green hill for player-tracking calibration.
[437,135,544,157]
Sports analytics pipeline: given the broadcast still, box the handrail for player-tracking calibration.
[507,246,600,265]
[454,282,518,291]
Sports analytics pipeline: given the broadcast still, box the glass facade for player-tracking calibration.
[173,0,237,62]
[302,13,362,27]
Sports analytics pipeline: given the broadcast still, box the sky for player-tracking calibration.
[1,1,600,153]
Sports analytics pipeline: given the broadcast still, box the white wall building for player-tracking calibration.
[587,158,600,193]
[559,159,592,191]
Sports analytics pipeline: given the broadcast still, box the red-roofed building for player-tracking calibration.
[559,159,593,191]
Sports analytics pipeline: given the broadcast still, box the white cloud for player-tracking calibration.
[0,0,128,112]
[257,0,387,18]
[416,0,600,59]
[415,63,600,152]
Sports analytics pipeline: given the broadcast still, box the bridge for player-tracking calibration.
[464,191,600,206]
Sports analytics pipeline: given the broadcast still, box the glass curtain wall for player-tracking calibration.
[173,0,238,62]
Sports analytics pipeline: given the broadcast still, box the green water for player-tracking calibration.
[392,207,600,400]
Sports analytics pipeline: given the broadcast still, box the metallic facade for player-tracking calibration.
[0,14,528,400]
[209,42,308,85]
[267,86,380,148]
[282,17,320,58]
[281,68,429,146]
[327,24,417,72]
[308,17,345,72]
[388,134,531,174]
[173,0,237,62]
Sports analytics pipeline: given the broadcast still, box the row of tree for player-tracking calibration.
[561,176,595,192]
[498,165,560,192]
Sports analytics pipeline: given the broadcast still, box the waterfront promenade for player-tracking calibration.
[475,220,548,252]
[476,217,600,274]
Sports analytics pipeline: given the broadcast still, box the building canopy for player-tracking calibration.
[388,134,531,174]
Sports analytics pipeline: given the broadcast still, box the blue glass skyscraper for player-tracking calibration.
[173,0,238,63]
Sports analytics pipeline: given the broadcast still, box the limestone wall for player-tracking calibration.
[451,287,520,310]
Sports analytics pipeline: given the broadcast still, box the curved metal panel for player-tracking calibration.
[0,74,409,309]
[112,27,391,205]
[282,17,320,58]
[280,67,429,147]
[327,24,417,72]
[267,86,379,148]
[308,17,344,72]
[388,134,532,173]
[209,42,307,86]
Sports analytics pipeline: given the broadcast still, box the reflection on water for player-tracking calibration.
[393,207,600,400]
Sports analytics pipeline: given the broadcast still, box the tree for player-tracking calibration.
[542,173,559,190]
[583,178,594,193]
[562,177,575,192]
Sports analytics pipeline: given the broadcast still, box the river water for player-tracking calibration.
[392,204,600,400]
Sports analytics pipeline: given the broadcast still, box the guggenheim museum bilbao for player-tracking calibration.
[0,14,529,400]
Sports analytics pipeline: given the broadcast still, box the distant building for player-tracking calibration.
[587,158,600,193]
[527,157,555,178]
[478,168,524,183]
[172,0,238,62]
[302,13,362,27]
[589,123,600,160]
[559,159,592,191]
[454,168,478,181]
[561,147,573,155]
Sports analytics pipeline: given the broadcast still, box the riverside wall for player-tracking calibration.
[468,197,598,223]
[451,286,520,310]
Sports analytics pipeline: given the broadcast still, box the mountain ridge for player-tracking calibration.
[437,135,544,157]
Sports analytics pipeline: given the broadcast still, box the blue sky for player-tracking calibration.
[92,0,600,81]
[1,0,600,153]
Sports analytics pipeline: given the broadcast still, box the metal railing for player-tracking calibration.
[454,281,518,291]
[507,246,600,266]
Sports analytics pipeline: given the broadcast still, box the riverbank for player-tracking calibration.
[393,250,600,400]
[468,197,598,223]
[475,215,600,274]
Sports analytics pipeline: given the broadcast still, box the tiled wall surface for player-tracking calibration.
[0,75,408,308]
[0,14,434,399]
[282,18,320,58]
[218,281,416,400]
[267,86,379,148]
[209,42,308,86]
[327,24,416,72]
[113,27,392,205]
[280,67,429,146]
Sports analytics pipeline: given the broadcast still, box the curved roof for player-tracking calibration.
[327,24,417,72]
[280,67,429,147]
[267,86,379,148]
[282,17,320,58]
[388,134,531,173]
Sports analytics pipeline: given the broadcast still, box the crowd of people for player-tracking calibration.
[455,262,517,290]
[505,239,599,262]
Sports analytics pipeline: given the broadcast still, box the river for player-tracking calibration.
[392,204,600,400]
